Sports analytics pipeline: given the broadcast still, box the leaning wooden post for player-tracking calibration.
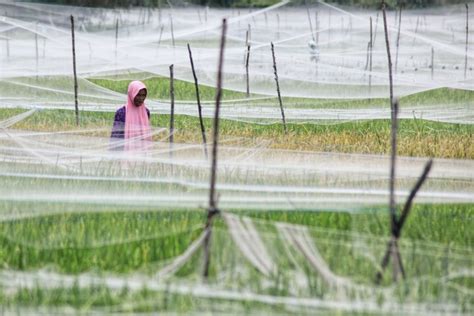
[169,64,175,158]
[187,43,208,159]
[464,3,469,79]
[245,44,251,97]
[271,42,288,134]
[70,15,79,126]
[203,18,227,279]
[395,4,402,74]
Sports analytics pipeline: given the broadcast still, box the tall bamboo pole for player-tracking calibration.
[203,19,227,279]
[187,43,208,159]
[70,15,79,126]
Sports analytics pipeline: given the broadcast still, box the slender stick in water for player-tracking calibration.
[70,15,79,126]
[169,64,175,157]
[203,19,227,279]
[464,3,469,79]
[187,43,208,159]
[395,4,402,74]
[271,42,288,134]
[245,44,251,97]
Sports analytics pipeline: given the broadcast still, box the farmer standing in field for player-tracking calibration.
[110,80,152,151]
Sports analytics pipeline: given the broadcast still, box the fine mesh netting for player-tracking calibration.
[0,0,473,314]
[0,0,472,123]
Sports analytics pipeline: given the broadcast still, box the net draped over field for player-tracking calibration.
[0,0,472,123]
[0,0,473,314]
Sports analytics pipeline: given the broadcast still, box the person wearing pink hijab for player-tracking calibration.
[110,81,152,151]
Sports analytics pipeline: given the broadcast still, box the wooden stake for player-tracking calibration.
[271,42,287,135]
[375,159,433,284]
[70,15,79,126]
[157,25,164,55]
[187,43,208,159]
[369,17,373,96]
[315,11,319,45]
[305,3,315,41]
[35,25,39,78]
[203,19,227,280]
[464,3,469,79]
[373,11,379,48]
[245,44,250,97]
[115,18,119,60]
[431,46,434,79]
[381,1,394,105]
[395,4,402,74]
[277,13,280,40]
[170,14,175,47]
[169,64,175,157]
[412,16,420,46]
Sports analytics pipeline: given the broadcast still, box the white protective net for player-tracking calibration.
[0,0,472,123]
[0,0,472,314]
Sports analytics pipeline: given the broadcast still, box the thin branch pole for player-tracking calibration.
[271,42,288,135]
[315,11,319,45]
[382,1,394,107]
[245,44,250,97]
[187,43,208,159]
[375,159,432,284]
[396,160,433,234]
[431,47,434,79]
[373,11,379,48]
[412,16,420,46]
[395,4,402,74]
[384,0,399,282]
[115,18,119,60]
[157,25,164,54]
[35,25,39,79]
[170,14,175,47]
[465,3,469,79]
[369,17,373,96]
[277,13,280,40]
[70,15,79,126]
[169,64,175,158]
[305,3,315,41]
[203,19,227,279]
[247,24,251,45]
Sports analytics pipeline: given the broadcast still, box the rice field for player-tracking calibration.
[0,1,473,314]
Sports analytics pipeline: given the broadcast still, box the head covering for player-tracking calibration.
[124,81,152,151]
